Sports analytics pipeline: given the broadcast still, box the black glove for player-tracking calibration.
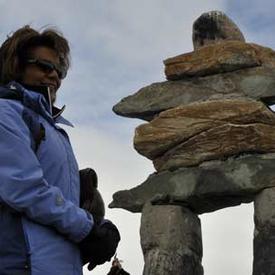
[79,168,105,224]
[79,219,121,270]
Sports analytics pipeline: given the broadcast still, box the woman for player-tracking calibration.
[0,26,119,275]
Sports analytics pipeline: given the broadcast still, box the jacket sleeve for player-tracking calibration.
[0,102,93,243]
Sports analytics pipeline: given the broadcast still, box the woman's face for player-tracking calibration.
[21,46,62,103]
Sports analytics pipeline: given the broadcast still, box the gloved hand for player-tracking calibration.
[79,219,121,270]
[79,168,105,224]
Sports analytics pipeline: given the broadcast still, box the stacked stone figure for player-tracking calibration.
[110,11,275,275]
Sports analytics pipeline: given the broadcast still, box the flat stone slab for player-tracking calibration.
[113,66,275,121]
[109,154,275,214]
[164,42,275,80]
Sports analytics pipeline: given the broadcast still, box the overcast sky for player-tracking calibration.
[1,0,274,274]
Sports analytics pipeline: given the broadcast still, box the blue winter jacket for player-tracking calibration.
[0,82,94,275]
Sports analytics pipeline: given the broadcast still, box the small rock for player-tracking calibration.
[192,10,245,50]
[113,66,275,121]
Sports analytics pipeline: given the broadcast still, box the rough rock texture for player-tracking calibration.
[134,99,275,171]
[253,188,275,275]
[111,10,275,275]
[109,154,275,214]
[192,11,245,50]
[164,41,262,80]
[141,203,203,275]
[113,66,275,121]
[153,123,275,171]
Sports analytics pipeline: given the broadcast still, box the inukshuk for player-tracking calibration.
[109,11,275,275]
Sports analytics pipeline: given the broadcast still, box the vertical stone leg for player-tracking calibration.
[253,188,275,275]
[140,203,203,275]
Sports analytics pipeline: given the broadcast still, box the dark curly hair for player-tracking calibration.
[0,25,70,84]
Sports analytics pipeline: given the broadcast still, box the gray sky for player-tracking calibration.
[1,0,274,274]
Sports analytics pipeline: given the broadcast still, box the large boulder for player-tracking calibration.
[134,99,275,171]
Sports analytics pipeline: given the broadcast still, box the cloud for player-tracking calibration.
[225,0,275,47]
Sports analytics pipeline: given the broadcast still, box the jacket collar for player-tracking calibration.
[7,81,73,127]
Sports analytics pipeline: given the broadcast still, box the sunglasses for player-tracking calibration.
[26,58,67,79]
